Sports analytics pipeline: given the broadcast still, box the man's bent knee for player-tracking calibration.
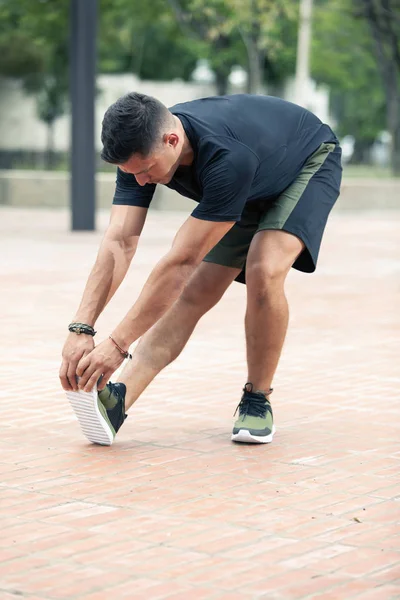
[246,260,290,288]
[246,229,305,290]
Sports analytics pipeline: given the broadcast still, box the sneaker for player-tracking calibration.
[66,381,127,446]
[231,383,275,444]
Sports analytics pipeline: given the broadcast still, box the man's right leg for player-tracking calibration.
[118,262,241,410]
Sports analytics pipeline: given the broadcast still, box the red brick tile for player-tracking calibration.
[1,208,399,599]
[370,563,400,584]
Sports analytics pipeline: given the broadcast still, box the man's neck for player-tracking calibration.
[175,116,194,167]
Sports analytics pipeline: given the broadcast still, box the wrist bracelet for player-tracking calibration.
[68,322,96,336]
[109,335,132,359]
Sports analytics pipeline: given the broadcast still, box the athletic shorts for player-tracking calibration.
[203,141,343,284]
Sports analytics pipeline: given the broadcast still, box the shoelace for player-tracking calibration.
[233,383,273,419]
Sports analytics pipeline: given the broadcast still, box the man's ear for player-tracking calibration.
[164,132,179,148]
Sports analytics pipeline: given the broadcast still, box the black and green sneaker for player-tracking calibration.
[66,381,127,446]
[231,383,275,444]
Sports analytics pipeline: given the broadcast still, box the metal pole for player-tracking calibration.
[295,0,313,108]
[70,0,97,231]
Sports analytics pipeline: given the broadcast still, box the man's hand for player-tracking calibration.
[60,333,95,391]
[76,337,125,392]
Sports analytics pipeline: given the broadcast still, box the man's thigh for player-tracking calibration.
[182,261,241,307]
[257,142,342,273]
[202,203,261,284]
[246,229,305,280]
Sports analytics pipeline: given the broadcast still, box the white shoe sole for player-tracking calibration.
[66,386,114,446]
[231,425,276,444]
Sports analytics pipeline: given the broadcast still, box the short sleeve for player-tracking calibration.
[191,150,259,222]
[113,168,156,207]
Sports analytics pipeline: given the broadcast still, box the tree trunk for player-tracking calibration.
[239,0,264,95]
[215,68,229,95]
[350,138,372,164]
[133,31,147,77]
[360,0,400,175]
[392,122,400,175]
[387,79,400,175]
[46,120,55,170]
[239,28,263,94]
[211,35,233,96]
[246,36,263,94]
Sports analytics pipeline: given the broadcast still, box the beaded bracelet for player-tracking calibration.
[68,322,96,336]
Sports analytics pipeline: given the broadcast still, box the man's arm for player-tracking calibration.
[75,216,234,392]
[111,216,234,348]
[59,205,147,391]
[73,205,147,325]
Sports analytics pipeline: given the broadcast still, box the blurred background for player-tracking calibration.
[0,0,399,218]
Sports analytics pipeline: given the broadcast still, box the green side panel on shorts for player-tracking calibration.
[259,142,336,230]
[203,207,259,270]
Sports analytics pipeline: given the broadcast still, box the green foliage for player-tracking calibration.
[167,0,298,90]
[0,31,44,77]
[0,0,69,128]
[0,0,391,163]
[311,0,386,143]
[99,0,201,79]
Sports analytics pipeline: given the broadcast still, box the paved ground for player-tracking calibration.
[1,206,399,600]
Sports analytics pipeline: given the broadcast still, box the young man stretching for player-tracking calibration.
[60,92,342,445]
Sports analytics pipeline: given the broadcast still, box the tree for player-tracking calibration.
[311,0,386,163]
[355,0,400,173]
[0,0,200,167]
[166,0,239,94]
[99,0,201,81]
[0,0,69,168]
[167,0,297,94]
[225,0,297,93]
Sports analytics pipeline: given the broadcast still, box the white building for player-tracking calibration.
[0,72,333,154]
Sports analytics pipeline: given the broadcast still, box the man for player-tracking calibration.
[60,92,342,446]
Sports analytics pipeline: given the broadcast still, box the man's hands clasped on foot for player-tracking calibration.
[60,326,129,393]
[60,331,95,392]
[75,337,126,392]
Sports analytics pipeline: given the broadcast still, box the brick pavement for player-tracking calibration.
[0,206,399,600]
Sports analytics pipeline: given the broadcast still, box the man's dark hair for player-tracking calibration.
[101,92,171,164]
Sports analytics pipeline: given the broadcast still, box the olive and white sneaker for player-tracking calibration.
[66,382,127,446]
[231,383,275,444]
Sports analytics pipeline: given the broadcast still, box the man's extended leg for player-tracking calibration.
[231,229,304,443]
[118,262,241,410]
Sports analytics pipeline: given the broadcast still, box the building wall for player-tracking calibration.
[0,73,333,153]
[0,75,214,152]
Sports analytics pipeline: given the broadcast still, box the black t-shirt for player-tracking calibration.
[113,94,338,222]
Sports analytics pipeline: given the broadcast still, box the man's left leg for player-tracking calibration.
[231,229,304,443]
[232,142,343,443]
[245,229,304,391]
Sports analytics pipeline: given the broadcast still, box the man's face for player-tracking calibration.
[120,133,181,186]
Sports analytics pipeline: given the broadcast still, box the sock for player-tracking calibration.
[98,386,118,409]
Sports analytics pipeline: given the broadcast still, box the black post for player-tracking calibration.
[70,0,97,231]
